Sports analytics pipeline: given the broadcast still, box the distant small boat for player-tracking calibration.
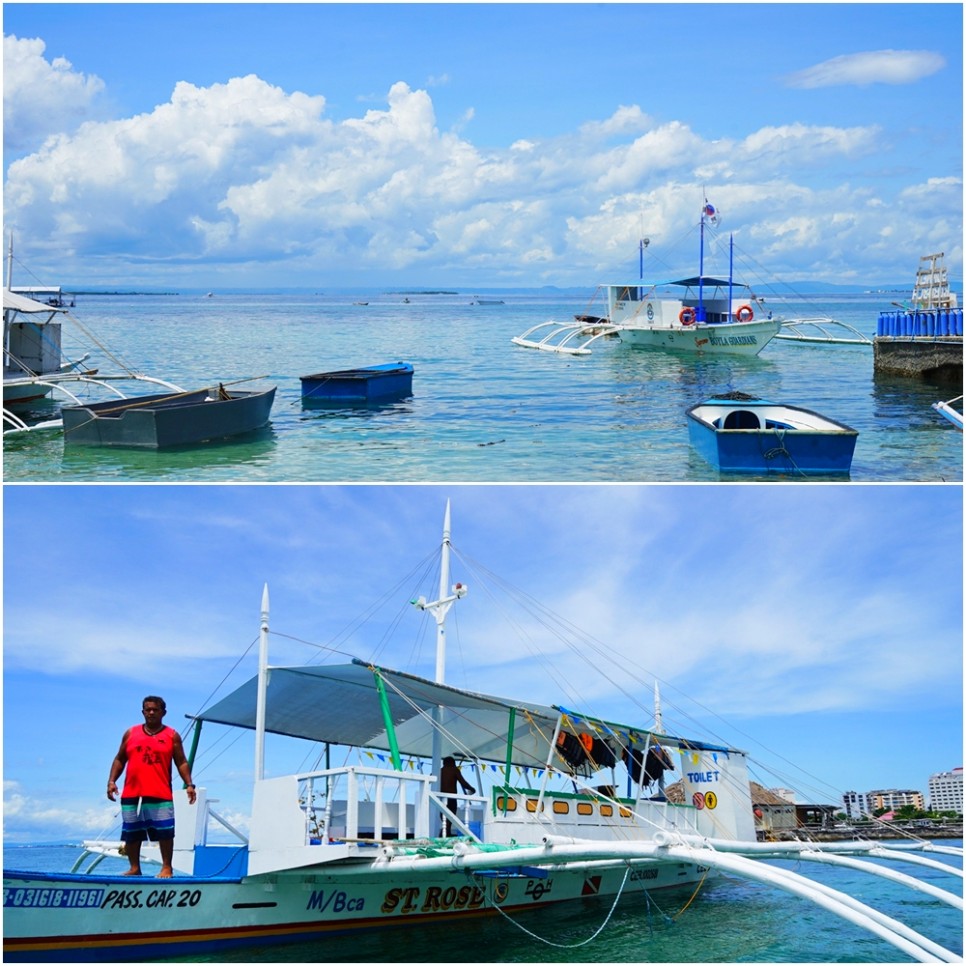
[686,394,858,475]
[932,395,963,430]
[353,301,369,306]
[300,362,414,406]
[471,296,505,305]
[61,385,276,448]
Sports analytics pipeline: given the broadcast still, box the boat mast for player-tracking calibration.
[436,500,452,683]
[255,583,270,780]
[697,207,706,322]
[653,680,664,733]
[729,233,734,321]
[411,500,468,827]
[6,234,13,289]
[411,500,466,684]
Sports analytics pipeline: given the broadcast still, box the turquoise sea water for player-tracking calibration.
[4,842,963,962]
[3,291,962,482]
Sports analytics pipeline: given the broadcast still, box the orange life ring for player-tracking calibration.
[734,304,754,322]
[679,307,696,326]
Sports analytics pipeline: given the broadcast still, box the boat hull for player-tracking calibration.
[3,860,703,961]
[60,387,275,448]
[687,400,858,474]
[300,363,414,406]
[618,319,781,356]
[3,381,52,405]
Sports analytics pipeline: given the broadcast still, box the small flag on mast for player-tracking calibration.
[702,201,719,226]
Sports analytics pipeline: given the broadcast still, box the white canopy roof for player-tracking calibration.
[191,659,732,770]
[3,288,66,314]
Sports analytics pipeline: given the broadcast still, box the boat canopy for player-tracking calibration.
[3,288,66,314]
[606,277,750,291]
[190,659,734,770]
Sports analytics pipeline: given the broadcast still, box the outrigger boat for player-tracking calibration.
[3,505,962,962]
[512,202,867,356]
[3,237,270,441]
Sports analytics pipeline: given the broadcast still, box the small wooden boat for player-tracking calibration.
[686,394,858,475]
[61,385,276,448]
[932,395,963,430]
[300,362,413,406]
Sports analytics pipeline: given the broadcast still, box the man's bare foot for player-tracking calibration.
[156,867,174,878]
[122,868,142,876]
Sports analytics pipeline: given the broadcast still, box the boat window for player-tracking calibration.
[619,806,632,819]
[599,804,614,817]
[723,410,761,430]
[552,800,570,814]
[576,802,595,816]
[526,799,543,813]
[495,796,517,812]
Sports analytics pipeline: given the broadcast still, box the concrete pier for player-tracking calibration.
[874,308,963,381]
[873,336,963,381]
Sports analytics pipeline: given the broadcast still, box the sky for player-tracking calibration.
[3,483,962,843]
[2,3,963,290]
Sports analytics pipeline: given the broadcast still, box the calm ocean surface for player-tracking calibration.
[3,291,962,483]
[4,841,962,963]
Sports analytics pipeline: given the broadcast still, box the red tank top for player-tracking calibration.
[121,724,176,799]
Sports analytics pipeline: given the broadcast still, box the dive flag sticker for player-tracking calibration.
[581,875,602,896]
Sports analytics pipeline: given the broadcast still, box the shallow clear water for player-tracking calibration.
[5,842,962,962]
[3,292,962,482]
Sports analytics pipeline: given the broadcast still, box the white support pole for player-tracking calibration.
[255,583,269,781]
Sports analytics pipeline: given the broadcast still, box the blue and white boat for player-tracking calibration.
[686,395,859,475]
[300,362,414,406]
[3,505,959,962]
[513,203,782,356]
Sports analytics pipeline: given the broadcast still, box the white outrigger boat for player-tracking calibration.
[3,236,272,441]
[4,505,962,962]
[512,203,868,356]
[3,235,186,437]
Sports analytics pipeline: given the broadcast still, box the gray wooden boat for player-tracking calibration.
[61,385,276,448]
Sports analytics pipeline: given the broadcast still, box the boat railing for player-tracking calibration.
[293,765,436,845]
[427,789,488,841]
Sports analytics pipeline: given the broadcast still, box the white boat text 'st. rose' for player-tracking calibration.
[3,504,962,962]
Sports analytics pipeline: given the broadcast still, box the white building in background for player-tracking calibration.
[928,767,963,813]
[842,790,869,819]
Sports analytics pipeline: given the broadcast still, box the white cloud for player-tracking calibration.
[4,780,118,841]
[786,49,946,89]
[3,34,106,153]
[2,68,960,286]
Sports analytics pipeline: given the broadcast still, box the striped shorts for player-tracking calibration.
[120,796,175,841]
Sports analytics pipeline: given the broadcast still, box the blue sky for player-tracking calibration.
[3,3,962,289]
[3,484,962,842]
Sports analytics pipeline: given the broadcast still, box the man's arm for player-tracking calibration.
[171,733,197,805]
[106,729,131,801]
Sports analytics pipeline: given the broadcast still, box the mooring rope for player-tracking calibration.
[477,865,630,948]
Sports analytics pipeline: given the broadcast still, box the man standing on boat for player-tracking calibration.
[439,756,475,836]
[106,696,196,878]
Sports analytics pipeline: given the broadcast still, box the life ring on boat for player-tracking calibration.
[679,307,697,326]
[734,304,754,322]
